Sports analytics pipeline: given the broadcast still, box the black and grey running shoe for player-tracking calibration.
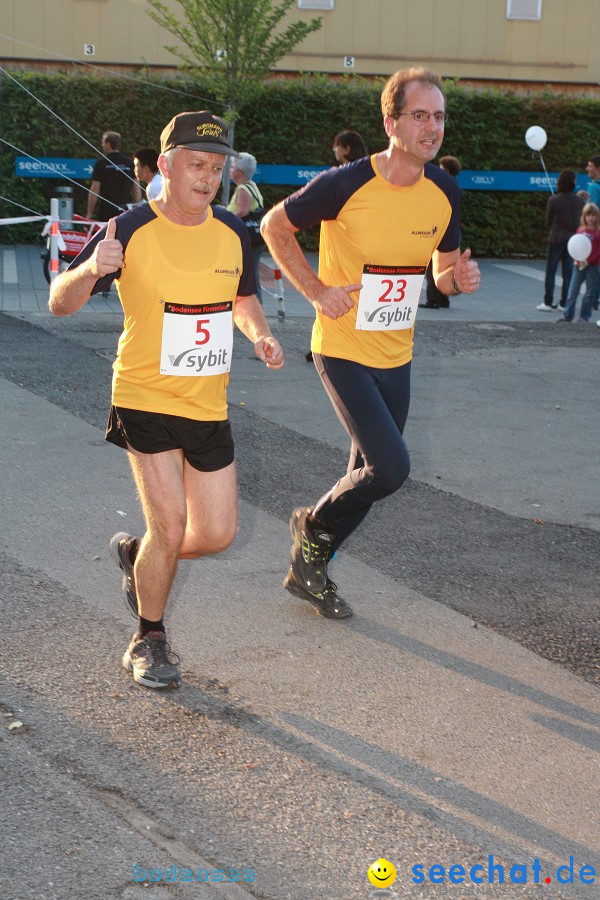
[109,531,139,617]
[122,631,181,689]
[283,568,353,619]
[288,507,334,596]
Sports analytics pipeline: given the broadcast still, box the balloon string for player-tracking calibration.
[538,152,555,195]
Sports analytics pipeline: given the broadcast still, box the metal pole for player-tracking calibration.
[49,197,60,281]
[273,267,286,321]
[220,118,235,206]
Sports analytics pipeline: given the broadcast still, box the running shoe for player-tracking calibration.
[284,568,353,619]
[288,507,334,595]
[109,531,139,617]
[536,303,555,311]
[122,631,181,689]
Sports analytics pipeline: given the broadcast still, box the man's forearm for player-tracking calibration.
[87,181,100,218]
[261,208,323,305]
[48,263,97,317]
[234,294,272,342]
[436,265,460,296]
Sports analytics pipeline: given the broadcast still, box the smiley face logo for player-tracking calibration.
[368,858,396,888]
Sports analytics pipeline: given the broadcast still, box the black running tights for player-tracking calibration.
[311,354,411,551]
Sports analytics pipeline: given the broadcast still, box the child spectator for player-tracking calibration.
[557,203,600,323]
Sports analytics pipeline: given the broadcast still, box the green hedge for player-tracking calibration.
[0,71,598,255]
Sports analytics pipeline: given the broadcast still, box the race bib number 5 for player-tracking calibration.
[160,301,233,376]
[356,264,426,331]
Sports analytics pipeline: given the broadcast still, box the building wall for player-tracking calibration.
[1,0,598,90]
[288,0,600,87]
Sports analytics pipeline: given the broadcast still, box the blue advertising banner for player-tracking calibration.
[14,158,592,194]
[254,164,330,185]
[15,157,96,179]
[458,170,546,191]
[258,166,591,192]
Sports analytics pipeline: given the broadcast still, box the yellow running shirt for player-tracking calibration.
[284,154,461,368]
[69,201,256,420]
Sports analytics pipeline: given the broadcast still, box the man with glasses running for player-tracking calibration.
[261,67,481,620]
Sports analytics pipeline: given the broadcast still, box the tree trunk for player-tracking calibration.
[220,118,235,205]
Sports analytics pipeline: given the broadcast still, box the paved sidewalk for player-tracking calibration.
[0,242,590,322]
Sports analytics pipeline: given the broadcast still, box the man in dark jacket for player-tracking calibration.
[87,131,141,220]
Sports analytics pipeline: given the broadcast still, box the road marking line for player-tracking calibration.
[491,262,563,285]
[3,250,18,283]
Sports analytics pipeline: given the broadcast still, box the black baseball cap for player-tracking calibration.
[160,111,239,157]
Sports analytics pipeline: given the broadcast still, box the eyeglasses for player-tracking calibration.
[395,111,448,124]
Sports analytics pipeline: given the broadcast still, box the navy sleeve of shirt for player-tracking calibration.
[66,205,155,295]
[212,206,257,297]
[91,158,103,181]
[67,204,258,298]
[285,158,461,251]
[424,164,462,252]
[284,158,376,230]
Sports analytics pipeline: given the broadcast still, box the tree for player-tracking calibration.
[146,0,323,199]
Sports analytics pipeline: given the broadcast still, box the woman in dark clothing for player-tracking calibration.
[537,169,585,311]
[421,155,462,309]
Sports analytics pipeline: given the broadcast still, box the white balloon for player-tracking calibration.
[525,125,547,151]
[567,233,592,262]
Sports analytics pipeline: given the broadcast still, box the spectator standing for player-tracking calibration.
[587,162,600,325]
[421,154,462,309]
[228,152,265,304]
[585,155,600,207]
[87,131,141,221]
[537,169,585,311]
[586,157,600,310]
[557,203,600,323]
[134,147,163,201]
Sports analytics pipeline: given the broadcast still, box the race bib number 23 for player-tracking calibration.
[160,301,233,376]
[356,264,426,331]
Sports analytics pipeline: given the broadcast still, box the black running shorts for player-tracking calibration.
[105,406,234,472]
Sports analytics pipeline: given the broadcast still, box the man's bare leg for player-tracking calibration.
[118,451,238,689]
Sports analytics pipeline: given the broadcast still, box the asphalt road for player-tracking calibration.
[2,303,599,684]
[1,249,599,900]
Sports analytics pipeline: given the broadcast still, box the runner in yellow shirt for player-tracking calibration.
[262,68,480,620]
[49,111,283,689]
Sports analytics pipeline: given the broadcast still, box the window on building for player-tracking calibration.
[506,0,542,19]
[297,0,334,9]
